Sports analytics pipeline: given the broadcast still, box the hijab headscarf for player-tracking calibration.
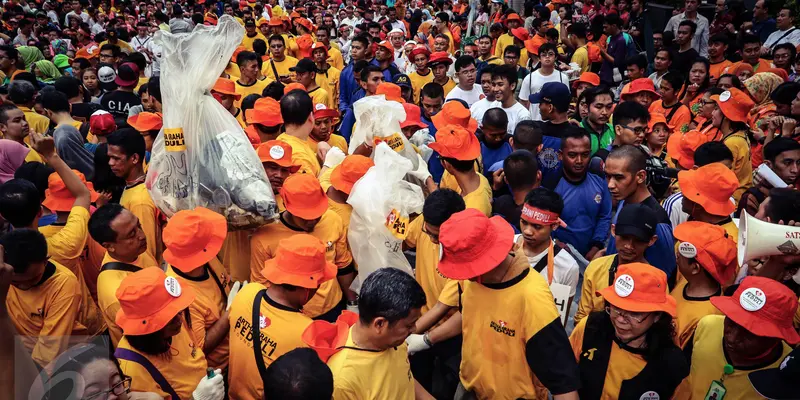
[731,62,754,78]
[53,125,94,180]
[0,139,30,183]
[17,46,45,70]
[744,72,784,109]
[51,39,70,56]
[33,60,63,84]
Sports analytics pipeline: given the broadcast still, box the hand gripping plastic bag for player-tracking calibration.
[347,142,425,293]
[146,15,278,229]
[347,95,419,170]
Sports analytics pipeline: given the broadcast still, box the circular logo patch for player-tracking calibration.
[678,242,697,258]
[164,277,182,298]
[614,274,635,297]
[269,145,285,160]
[639,391,660,400]
[538,148,559,169]
[315,103,327,111]
[719,90,731,102]
[594,193,602,204]
[740,287,767,312]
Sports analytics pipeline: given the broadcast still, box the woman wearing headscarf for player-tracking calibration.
[744,72,784,168]
[0,139,31,183]
[16,46,44,71]
[31,60,63,84]
[53,124,95,180]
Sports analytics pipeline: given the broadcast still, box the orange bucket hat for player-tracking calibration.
[524,39,541,57]
[280,173,329,220]
[313,103,340,121]
[710,88,755,123]
[247,97,284,126]
[429,124,481,161]
[330,155,374,195]
[311,42,329,57]
[376,82,405,103]
[648,112,673,132]
[510,27,529,42]
[438,208,515,280]
[598,263,677,317]
[573,72,601,88]
[212,77,241,100]
[673,221,737,285]
[302,311,359,362]
[75,45,99,60]
[431,101,478,133]
[296,17,313,33]
[284,82,306,95]
[256,17,269,27]
[42,171,99,212]
[262,234,337,288]
[268,18,283,26]
[245,125,262,149]
[162,207,228,272]
[115,268,197,336]
[711,276,800,344]
[400,103,427,130]
[127,112,163,133]
[231,46,247,63]
[678,163,737,216]
[622,78,661,100]
[504,12,522,25]
[257,140,301,172]
[376,40,395,60]
[666,129,709,170]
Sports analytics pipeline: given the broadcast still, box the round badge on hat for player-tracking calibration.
[269,145,285,160]
[639,392,660,400]
[740,287,767,312]
[164,277,182,297]
[719,91,731,102]
[315,103,326,111]
[678,242,697,258]
[614,274,635,297]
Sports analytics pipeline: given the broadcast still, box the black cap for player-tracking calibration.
[615,203,657,241]
[749,347,800,400]
[393,73,411,88]
[289,58,317,73]
[529,82,571,112]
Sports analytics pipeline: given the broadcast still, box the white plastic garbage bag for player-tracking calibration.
[146,15,278,229]
[408,128,435,162]
[347,143,425,293]
[348,95,419,170]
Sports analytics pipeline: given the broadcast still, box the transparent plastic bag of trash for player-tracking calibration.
[145,15,278,229]
[347,142,425,293]
[347,95,419,170]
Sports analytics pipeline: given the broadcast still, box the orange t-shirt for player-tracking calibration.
[649,100,692,133]
[709,60,732,80]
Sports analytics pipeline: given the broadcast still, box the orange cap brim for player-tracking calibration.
[115,283,197,335]
[42,186,100,212]
[261,257,337,289]
[598,286,677,317]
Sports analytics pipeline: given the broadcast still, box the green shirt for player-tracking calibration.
[580,119,615,155]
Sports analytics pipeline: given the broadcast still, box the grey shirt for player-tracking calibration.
[168,17,193,34]
[664,12,709,58]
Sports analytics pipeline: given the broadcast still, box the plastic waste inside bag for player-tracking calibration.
[347,143,425,293]
[145,15,278,229]
[408,128,435,163]
[348,95,419,170]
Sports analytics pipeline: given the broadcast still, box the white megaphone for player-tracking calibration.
[738,210,800,266]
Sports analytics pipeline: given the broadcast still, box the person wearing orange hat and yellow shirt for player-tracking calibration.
[321,154,373,233]
[675,277,800,400]
[312,42,341,109]
[314,28,344,71]
[235,51,272,109]
[229,234,337,400]
[309,103,347,154]
[263,35,299,84]
[671,222,735,349]
[292,58,333,110]
[493,13,524,59]
[225,46,245,79]
[709,88,754,203]
[257,140,301,212]
[212,77,246,127]
[677,163,739,242]
[241,17,268,51]
[250,173,356,321]
[408,47,434,103]
[569,263,689,399]
[245,97,284,144]
[114,268,226,399]
[435,208,581,399]
[89,203,159,347]
[127,112,162,172]
[644,113,672,160]
[429,52,456,97]
[277,90,324,176]
[163,207,237,371]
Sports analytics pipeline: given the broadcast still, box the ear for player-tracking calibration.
[764,160,774,169]
[537,144,543,153]
[648,234,658,247]
[509,137,515,148]
[610,224,616,236]
[636,169,647,184]
[535,170,542,186]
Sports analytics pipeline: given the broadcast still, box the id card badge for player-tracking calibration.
[703,380,726,400]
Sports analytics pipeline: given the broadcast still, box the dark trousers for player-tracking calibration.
[410,335,462,400]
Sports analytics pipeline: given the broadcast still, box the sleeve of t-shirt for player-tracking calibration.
[249,234,273,284]
[189,305,209,350]
[518,73,533,101]
[403,216,423,249]
[45,207,90,272]
[437,279,460,307]
[334,219,354,269]
[525,317,581,395]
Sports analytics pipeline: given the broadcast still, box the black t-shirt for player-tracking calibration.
[673,48,700,76]
[492,194,522,230]
[71,102,101,124]
[641,195,671,226]
[100,90,140,127]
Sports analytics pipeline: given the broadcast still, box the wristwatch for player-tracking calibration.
[422,333,433,347]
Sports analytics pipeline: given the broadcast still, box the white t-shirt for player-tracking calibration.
[470,98,498,127]
[518,69,570,121]
[502,102,532,135]
[764,27,800,49]
[515,236,580,297]
[446,84,485,107]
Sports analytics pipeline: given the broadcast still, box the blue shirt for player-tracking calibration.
[599,32,627,84]
[338,88,365,142]
[422,114,444,182]
[753,17,777,44]
[339,62,359,113]
[606,199,676,278]
[480,141,512,179]
[544,170,612,256]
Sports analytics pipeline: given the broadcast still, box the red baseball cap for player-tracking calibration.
[89,110,116,137]
[599,263,677,316]
[438,209,515,280]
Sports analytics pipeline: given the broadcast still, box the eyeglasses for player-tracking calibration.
[83,376,131,400]
[619,124,648,135]
[605,305,649,323]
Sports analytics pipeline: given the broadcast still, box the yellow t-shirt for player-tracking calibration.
[480,55,504,66]
[218,229,253,282]
[459,253,566,398]
[327,47,345,71]
[6,261,81,367]
[574,254,617,325]
[409,69,434,104]
[439,78,457,98]
[277,133,321,176]
[669,280,723,349]
[674,315,793,400]
[24,147,43,163]
[308,86,334,110]
[99,39,134,54]
[97,252,158,347]
[234,78,271,108]
[120,182,162,264]
[249,211,352,317]
[493,33,515,59]
[462,174,493,217]
[261,55,299,82]
[404,216,459,313]
[327,327,415,400]
[571,46,590,73]
[20,106,50,135]
[308,134,348,155]
[316,66,342,110]
[241,32,268,51]
[166,258,231,370]
[722,131,753,203]
[117,324,207,399]
[228,282,313,400]
[38,207,106,337]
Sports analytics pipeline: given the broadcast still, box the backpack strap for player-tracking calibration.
[269,59,280,80]
[114,348,180,400]
[252,289,269,381]
[100,262,141,273]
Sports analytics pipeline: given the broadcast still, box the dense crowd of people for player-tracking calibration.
[0,0,800,398]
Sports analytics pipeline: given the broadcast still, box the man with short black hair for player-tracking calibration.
[263,349,334,399]
[469,65,496,126]
[530,82,573,180]
[598,14,628,86]
[53,76,100,128]
[340,35,372,112]
[672,20,701,76]
[491,64,531,135]
[520,43,569,121]
[445,55,483,106]
[492,150,541,228]
[665,0,709,57]
[100,62,142,127]
[479,108,512,175]
[235,50,270,107]
[609,100,650,149]
[579,86,615,155]
[708,34,732,83]
[278,90,325,176]
[8,80,49,136]
[763,7,800,51]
